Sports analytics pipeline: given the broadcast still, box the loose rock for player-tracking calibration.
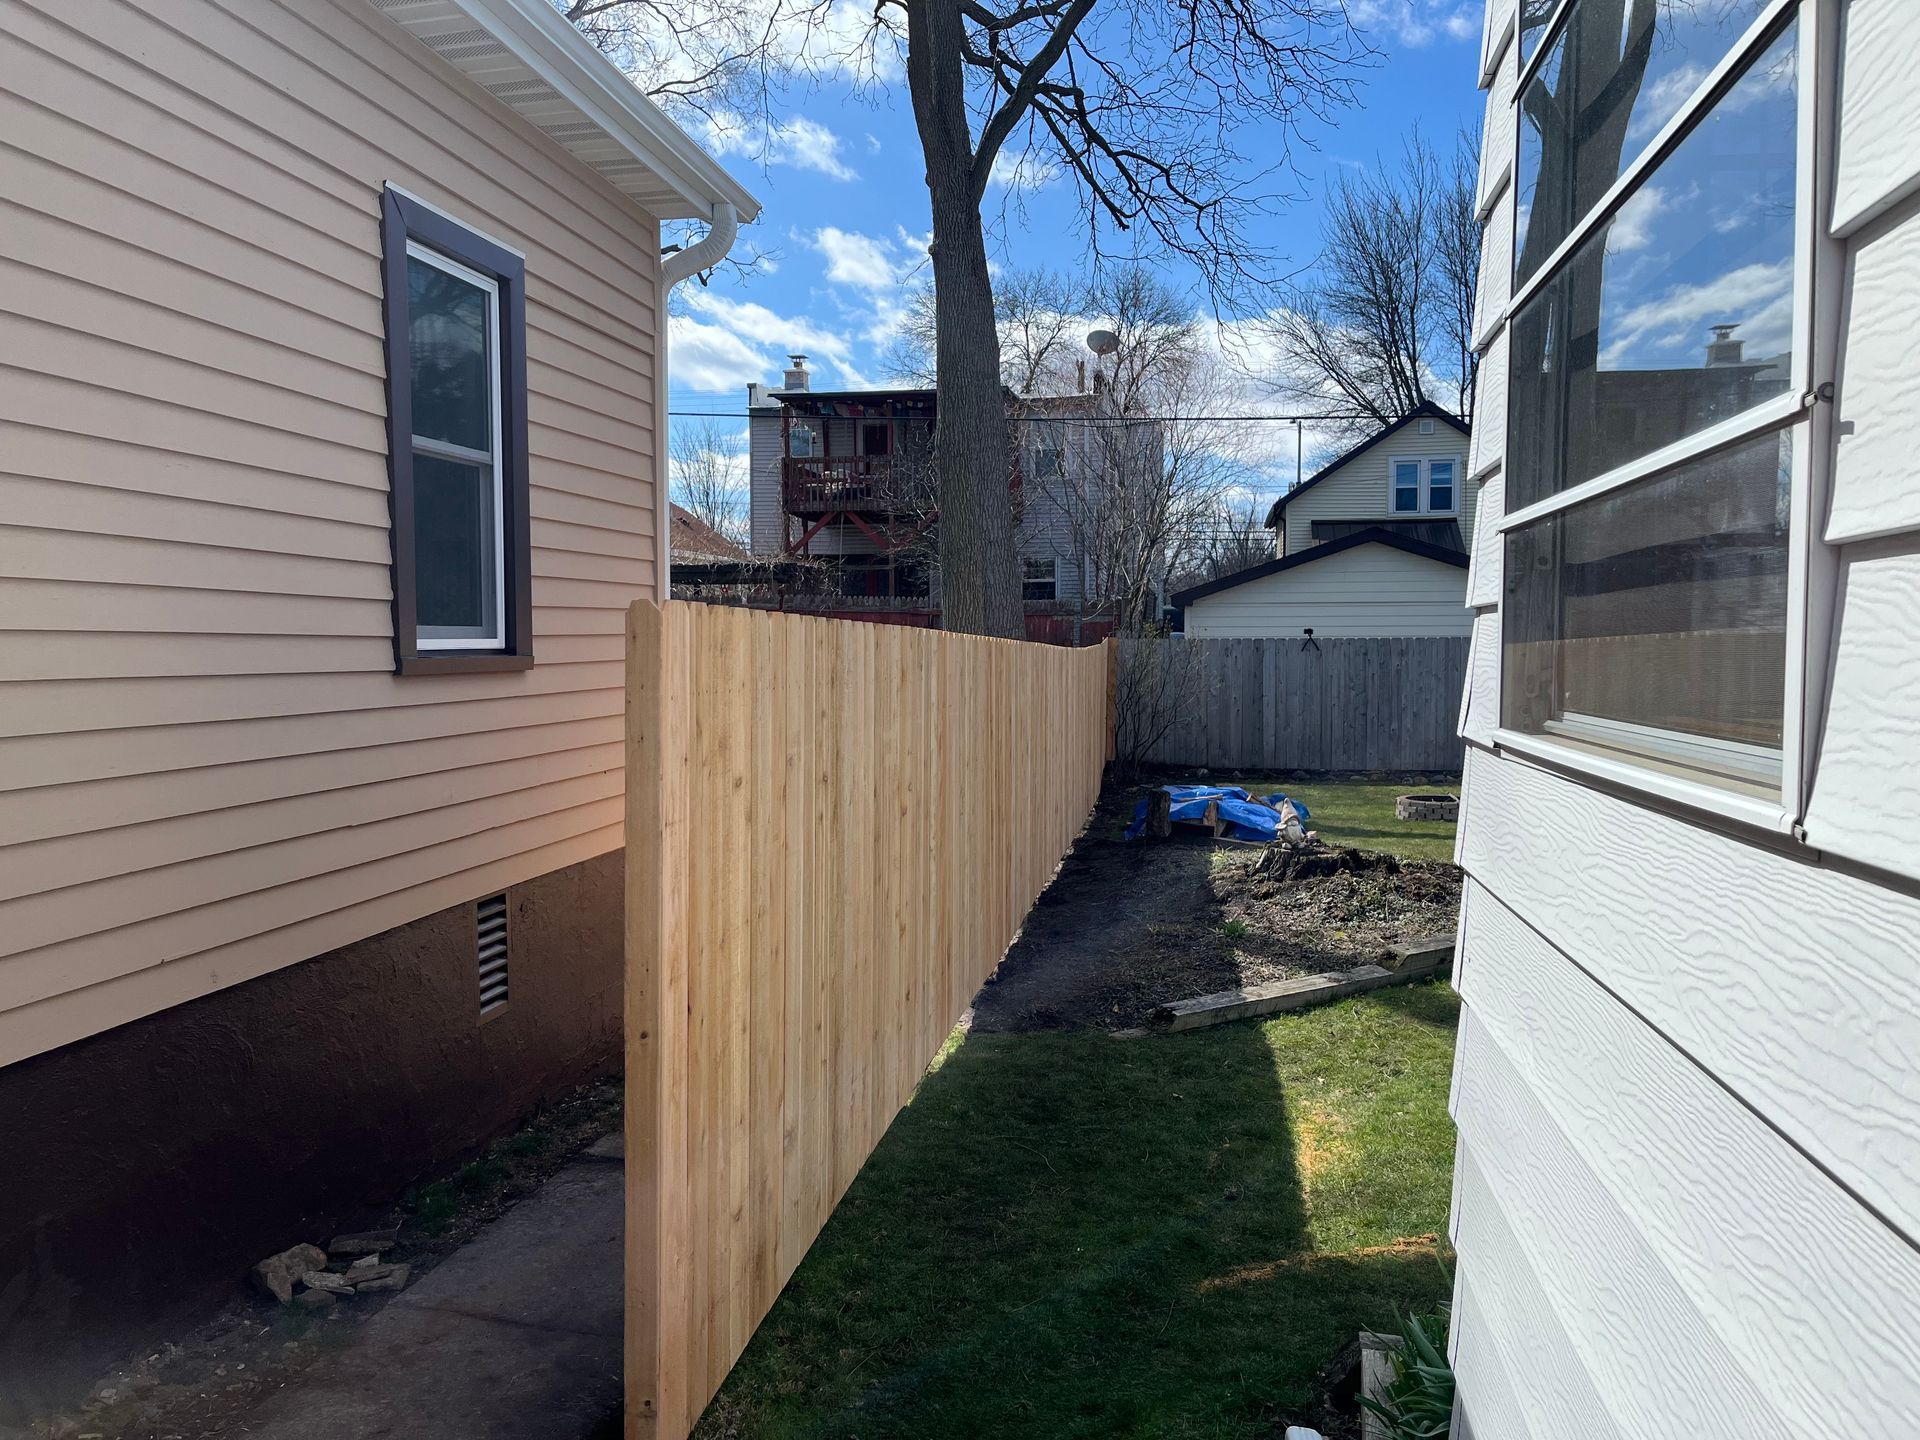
[328,1227,399,1256]
[294,1289,337,1312]
[300,1270,353,1295]
[351,1263,411,1294]
[252,1244,327,1305]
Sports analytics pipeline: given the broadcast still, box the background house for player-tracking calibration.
[1172,404,1473,638]
[1447,1,1920,1435]
[744,357,1162,641]
[0,0,753,1411]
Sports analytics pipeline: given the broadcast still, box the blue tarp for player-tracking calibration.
[1124,785,1310,843]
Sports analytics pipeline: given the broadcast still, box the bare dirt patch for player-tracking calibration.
[971,782,1461,1034]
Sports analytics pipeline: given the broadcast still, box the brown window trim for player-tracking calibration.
[380,187,534,676]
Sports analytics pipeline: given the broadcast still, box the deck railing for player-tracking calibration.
[781,455,910,514]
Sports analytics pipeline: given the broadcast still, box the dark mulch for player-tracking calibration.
[971,782,1461,1034]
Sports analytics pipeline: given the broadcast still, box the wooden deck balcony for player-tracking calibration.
[782,456,922,517]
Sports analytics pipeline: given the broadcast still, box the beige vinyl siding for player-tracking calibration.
[1277,430,1474,555]
[0,0,664,1065]
[1183,543,1472,639]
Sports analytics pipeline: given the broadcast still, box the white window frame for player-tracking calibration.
[406,239,506,651]
[1487,0,1837,835]
[1388,456,1462,515]
[1022,555,1058,601]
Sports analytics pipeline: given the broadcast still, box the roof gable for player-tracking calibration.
[1262,402,1469,528]
[1171,525,1469,608]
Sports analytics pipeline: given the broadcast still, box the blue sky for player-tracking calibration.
[659,0,1488,503]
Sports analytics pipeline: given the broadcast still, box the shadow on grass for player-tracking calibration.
[697,991,1458,1440]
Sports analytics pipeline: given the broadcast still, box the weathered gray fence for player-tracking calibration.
[1119,636,1469,772]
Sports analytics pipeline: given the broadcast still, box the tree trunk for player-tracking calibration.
[905,0,1026,639]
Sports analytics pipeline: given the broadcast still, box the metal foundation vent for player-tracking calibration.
[477,894,510,1016]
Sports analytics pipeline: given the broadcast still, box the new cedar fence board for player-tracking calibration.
[1122,636,1469,772]
[623,601,1111,1439]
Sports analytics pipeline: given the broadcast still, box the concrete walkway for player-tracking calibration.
[242,1141,625,1440]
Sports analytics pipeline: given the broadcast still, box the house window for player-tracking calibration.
[860,422,892,457]
[1022,557,1058,601]
[1027,420,1065,482]
[381,189,531,674]
[1391,458,1458,514]
[789,422,819,458]
[1500,6,1807,805]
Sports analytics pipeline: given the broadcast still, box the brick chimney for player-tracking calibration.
[782,353,810,391]
[1705,324,1744,367]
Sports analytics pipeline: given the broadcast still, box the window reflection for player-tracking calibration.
[1507,20,1796,511]
[408,257,491,453]
[1502,427,1790,794]
[1516,0,1767,286]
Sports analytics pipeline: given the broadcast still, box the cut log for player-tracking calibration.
[1145,788,1172,839]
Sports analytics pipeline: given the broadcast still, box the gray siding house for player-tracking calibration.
[1447,0,1920,1435]
[745,359,1160,619]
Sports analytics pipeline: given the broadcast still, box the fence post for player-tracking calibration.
[624,599,680,1438]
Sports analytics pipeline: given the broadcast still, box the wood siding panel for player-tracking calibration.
[1802,542,1920,883]
[1457,879,1920,1433]
[1279,427,1474,556]
[1475,39,1517,219]
[1473,185,1512,351]
[1464,472,1503,608]
[1453,1045,1786,1438]
[1460,608,1500,746]
[1456,746,1920,1241]
[0,0,667,1064]
[1468,331,1507,480]
[624,603,1111,1439]
[1831,0,1920,235]
[1448,1275,1536,1440]
[1186,544,1473,640]
[1826,197,1920,543]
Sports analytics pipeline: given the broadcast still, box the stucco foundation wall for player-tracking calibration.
[0,851,623,1423]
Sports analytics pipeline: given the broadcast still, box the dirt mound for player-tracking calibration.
[970,814,1460,1034]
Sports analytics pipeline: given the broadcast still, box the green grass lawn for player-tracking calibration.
[696,987,1459,1439]
[1220,777,1460,864]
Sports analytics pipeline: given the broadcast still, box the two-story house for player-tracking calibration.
[744,358,1161,640]
[1172,401,1474,638]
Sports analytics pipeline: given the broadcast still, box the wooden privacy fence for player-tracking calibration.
[1121,635,1469,772]
[623,601,1112,1438]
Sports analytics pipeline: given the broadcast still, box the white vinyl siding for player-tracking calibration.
[1183,543,1471,639]
[0,0,663,1065]
[1450,2,1920,1435]
[1276,428,1474,555]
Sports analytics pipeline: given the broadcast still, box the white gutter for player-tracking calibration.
[655,203,742,595]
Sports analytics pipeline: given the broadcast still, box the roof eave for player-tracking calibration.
[390,0,761,223]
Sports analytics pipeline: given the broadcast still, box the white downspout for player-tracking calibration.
[654,201,740,598]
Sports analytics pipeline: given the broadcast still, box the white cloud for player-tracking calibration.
[813,225,903,289]
[1599,258,1795,369]
[700,114,858,180]
[667,312,775,392]
[988,148,1058,191]
[1606,184,1667,253]
[1347,0,1478,48]
[677,287,875,388]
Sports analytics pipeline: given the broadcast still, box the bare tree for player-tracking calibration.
[1022,266,1263,636]
[1258,131,1481,438]
[887,267,1089,395]
[567,1,1364,636]
[668,420,750,549]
